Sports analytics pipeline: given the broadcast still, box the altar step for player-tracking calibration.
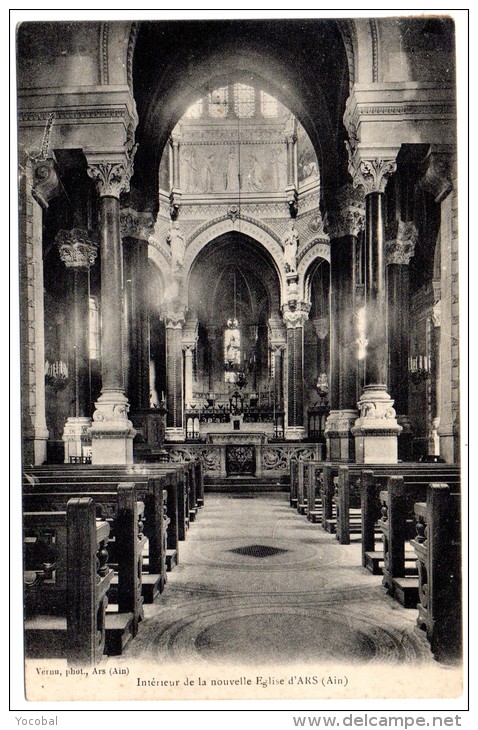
[204,476,289,493]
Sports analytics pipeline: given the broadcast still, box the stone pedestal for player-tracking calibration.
[325,409,358,462]
[90,392,136,464]
[351,385,402,464]
[62,417,93,462]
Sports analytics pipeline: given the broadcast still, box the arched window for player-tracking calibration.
[208,86,229,117]
[234,83,255,118]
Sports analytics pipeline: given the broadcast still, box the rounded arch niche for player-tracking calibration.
[187,231,281,403]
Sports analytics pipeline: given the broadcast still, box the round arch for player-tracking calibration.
[183,218,287,306]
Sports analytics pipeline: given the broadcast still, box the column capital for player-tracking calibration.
[169,133,181,148]
[311,316,329,340]
[87,145,138,199]
[418,144,454,203]
[282,302,310,329]
[326,182,365,238]
[56,228,99,269]
[349,156,397,195]
[31,157,60,209]
[165,309,186,329]
[385,221,418,265]
[120,207,155,241]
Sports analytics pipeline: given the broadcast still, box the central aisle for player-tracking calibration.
[120,492,438,667]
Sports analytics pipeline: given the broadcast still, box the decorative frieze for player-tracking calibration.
[56,228,99,269]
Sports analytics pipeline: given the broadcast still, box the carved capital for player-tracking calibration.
[120,208,155,241]
[419,145,453,203]
[31,158,59,209]
[87,146,137,199]
[91,392,133,425]
[350,158,397,195]
[169,189,181,220]
[385,221,418,265]
[327,184,366,239]
[282,302,310,329]
[56,228,99,269]
[165,310,185,330]
[312,316,329,340]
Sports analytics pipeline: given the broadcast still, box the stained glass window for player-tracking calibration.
[234,83,255,118]
[208,87,229,118]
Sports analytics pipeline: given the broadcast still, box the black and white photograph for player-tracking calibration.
[11,7,468,717]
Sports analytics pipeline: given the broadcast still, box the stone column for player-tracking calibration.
[282,304,310,440]
[19,156,58,464]
[86,152,137,464]
[324,184,365,461]
[348,157,402,463]
[56,228,99,462]
[182,317,199,409]
[430,298,442,455]
[121,209,155,413]
[165,310,185,442]
[386,221,417,461]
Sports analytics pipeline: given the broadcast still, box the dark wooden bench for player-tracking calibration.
[411,483,462,663]
[24,468,181,569]
[290,459,299,508]
[359,467,460,575]
[24,497,113,666]
[378,476,461,608]
[304,461,325,523]
[24,484,148,655]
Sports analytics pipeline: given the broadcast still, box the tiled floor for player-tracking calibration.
[120,492,440,667]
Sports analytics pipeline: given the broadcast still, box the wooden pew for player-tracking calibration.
[24,497,113,666]
[23,477,170,597]
[24,484,148,655]
[26,462,191,547]
[377,476,461,608]
[296,461,309,515]
[24,469,180,570]
[360,467,461,575]
[290,459,299,508]
[320,465,335,532]
[411,483,462,663]
[305,461,323,523]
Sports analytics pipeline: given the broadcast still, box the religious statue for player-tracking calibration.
[181,147,199,192]
[283,223,298,273]
[247,151,264,191]
[225,147,239,191]
[169,223,185,274]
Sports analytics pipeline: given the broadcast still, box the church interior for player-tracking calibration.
[17,17,463,695]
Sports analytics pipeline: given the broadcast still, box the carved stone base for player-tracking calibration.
[324,409,357,462]
[351,385,402,464]
[284,426,306,441]
[165,427,186,443]
[62,417,92,463]
[89,392,136,465]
